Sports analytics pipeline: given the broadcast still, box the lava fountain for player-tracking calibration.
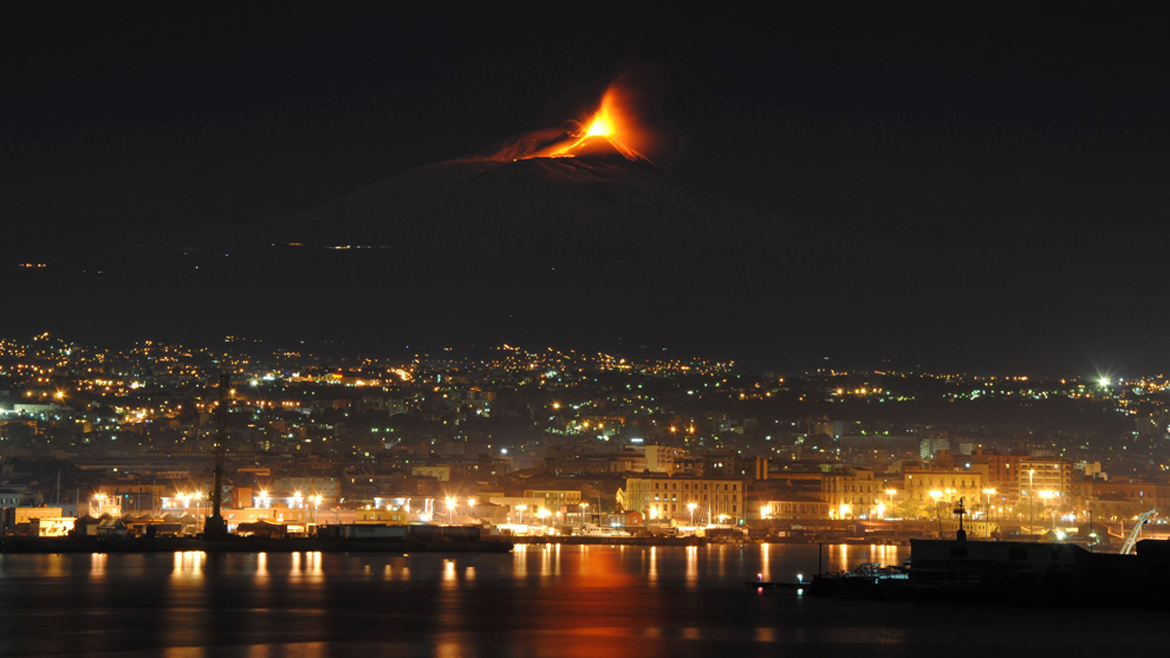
[529,83,654,163]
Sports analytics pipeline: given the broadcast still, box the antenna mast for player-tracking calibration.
[204,372,230,538]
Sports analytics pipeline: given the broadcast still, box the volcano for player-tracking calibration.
[10,123,951,365]
[210,145,835,353]
[266,83,815,264]
[272,150,802,259]
[50,137,866,359]
[8,84,997,367]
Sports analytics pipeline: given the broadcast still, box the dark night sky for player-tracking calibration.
[3,4,1168,373]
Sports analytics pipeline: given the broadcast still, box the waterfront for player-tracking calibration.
[0,544,1162,657]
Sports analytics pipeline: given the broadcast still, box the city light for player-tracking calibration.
[3,17,1168,637]
[2,332,1165,572]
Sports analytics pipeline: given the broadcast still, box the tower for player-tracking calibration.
[203,372,230,539]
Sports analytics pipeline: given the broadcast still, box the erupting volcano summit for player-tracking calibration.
[467,74,662,166]
[527,86,653,163]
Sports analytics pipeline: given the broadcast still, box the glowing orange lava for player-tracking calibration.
[534,87,651,163]
[583,106,613,137]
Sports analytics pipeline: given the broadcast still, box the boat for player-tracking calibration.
[747,562,907,591]
[576,524,630,537]
[803,507,1170,607]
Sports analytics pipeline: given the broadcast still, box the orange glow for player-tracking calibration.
[584,113,612,137]
[531,85,652,163]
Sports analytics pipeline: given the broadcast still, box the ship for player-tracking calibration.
[801,507,1170,607]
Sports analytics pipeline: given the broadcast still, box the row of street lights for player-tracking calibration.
[445,497,477,524]
[758,485,1062,532]
[647,502,704,526]
[440,497,575,528]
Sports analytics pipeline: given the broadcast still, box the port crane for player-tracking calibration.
[1119,509,1156,555]
[202,373,230,539]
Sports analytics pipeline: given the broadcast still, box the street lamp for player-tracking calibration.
[929,490,943,535]
[446,496,457,524]
[194,492,203,531]
[885,489,896,509]
[1039,490,1055,533]
[687,502,698,526]
[467,498,476,520]
[516,504,527,525]
[580,502,589,529]
[313,494,323,525]
[1028,469,1035,535]
[981,488,996,537]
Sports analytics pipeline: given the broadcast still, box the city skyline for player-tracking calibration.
[5,7,1170,651]
[1,329,1164,531]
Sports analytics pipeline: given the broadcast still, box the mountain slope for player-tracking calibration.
[272,155,814,261]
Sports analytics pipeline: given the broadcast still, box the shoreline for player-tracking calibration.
[0,536,514,554]
[0,535,917,554]
[509,535,708,547]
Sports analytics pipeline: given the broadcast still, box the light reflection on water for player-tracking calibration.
[172,550,204,579]
[0,544,1162,657]
[90,552,107,578]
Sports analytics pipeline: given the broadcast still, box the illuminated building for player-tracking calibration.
[820,467,878,519]
[523,489,581,513]
[620,474,743,524]
[1017,458,1072,508]
[645,445,687,475]
[1073,479,1170,521]
[755,494,829,521]
[903,465,988,514]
